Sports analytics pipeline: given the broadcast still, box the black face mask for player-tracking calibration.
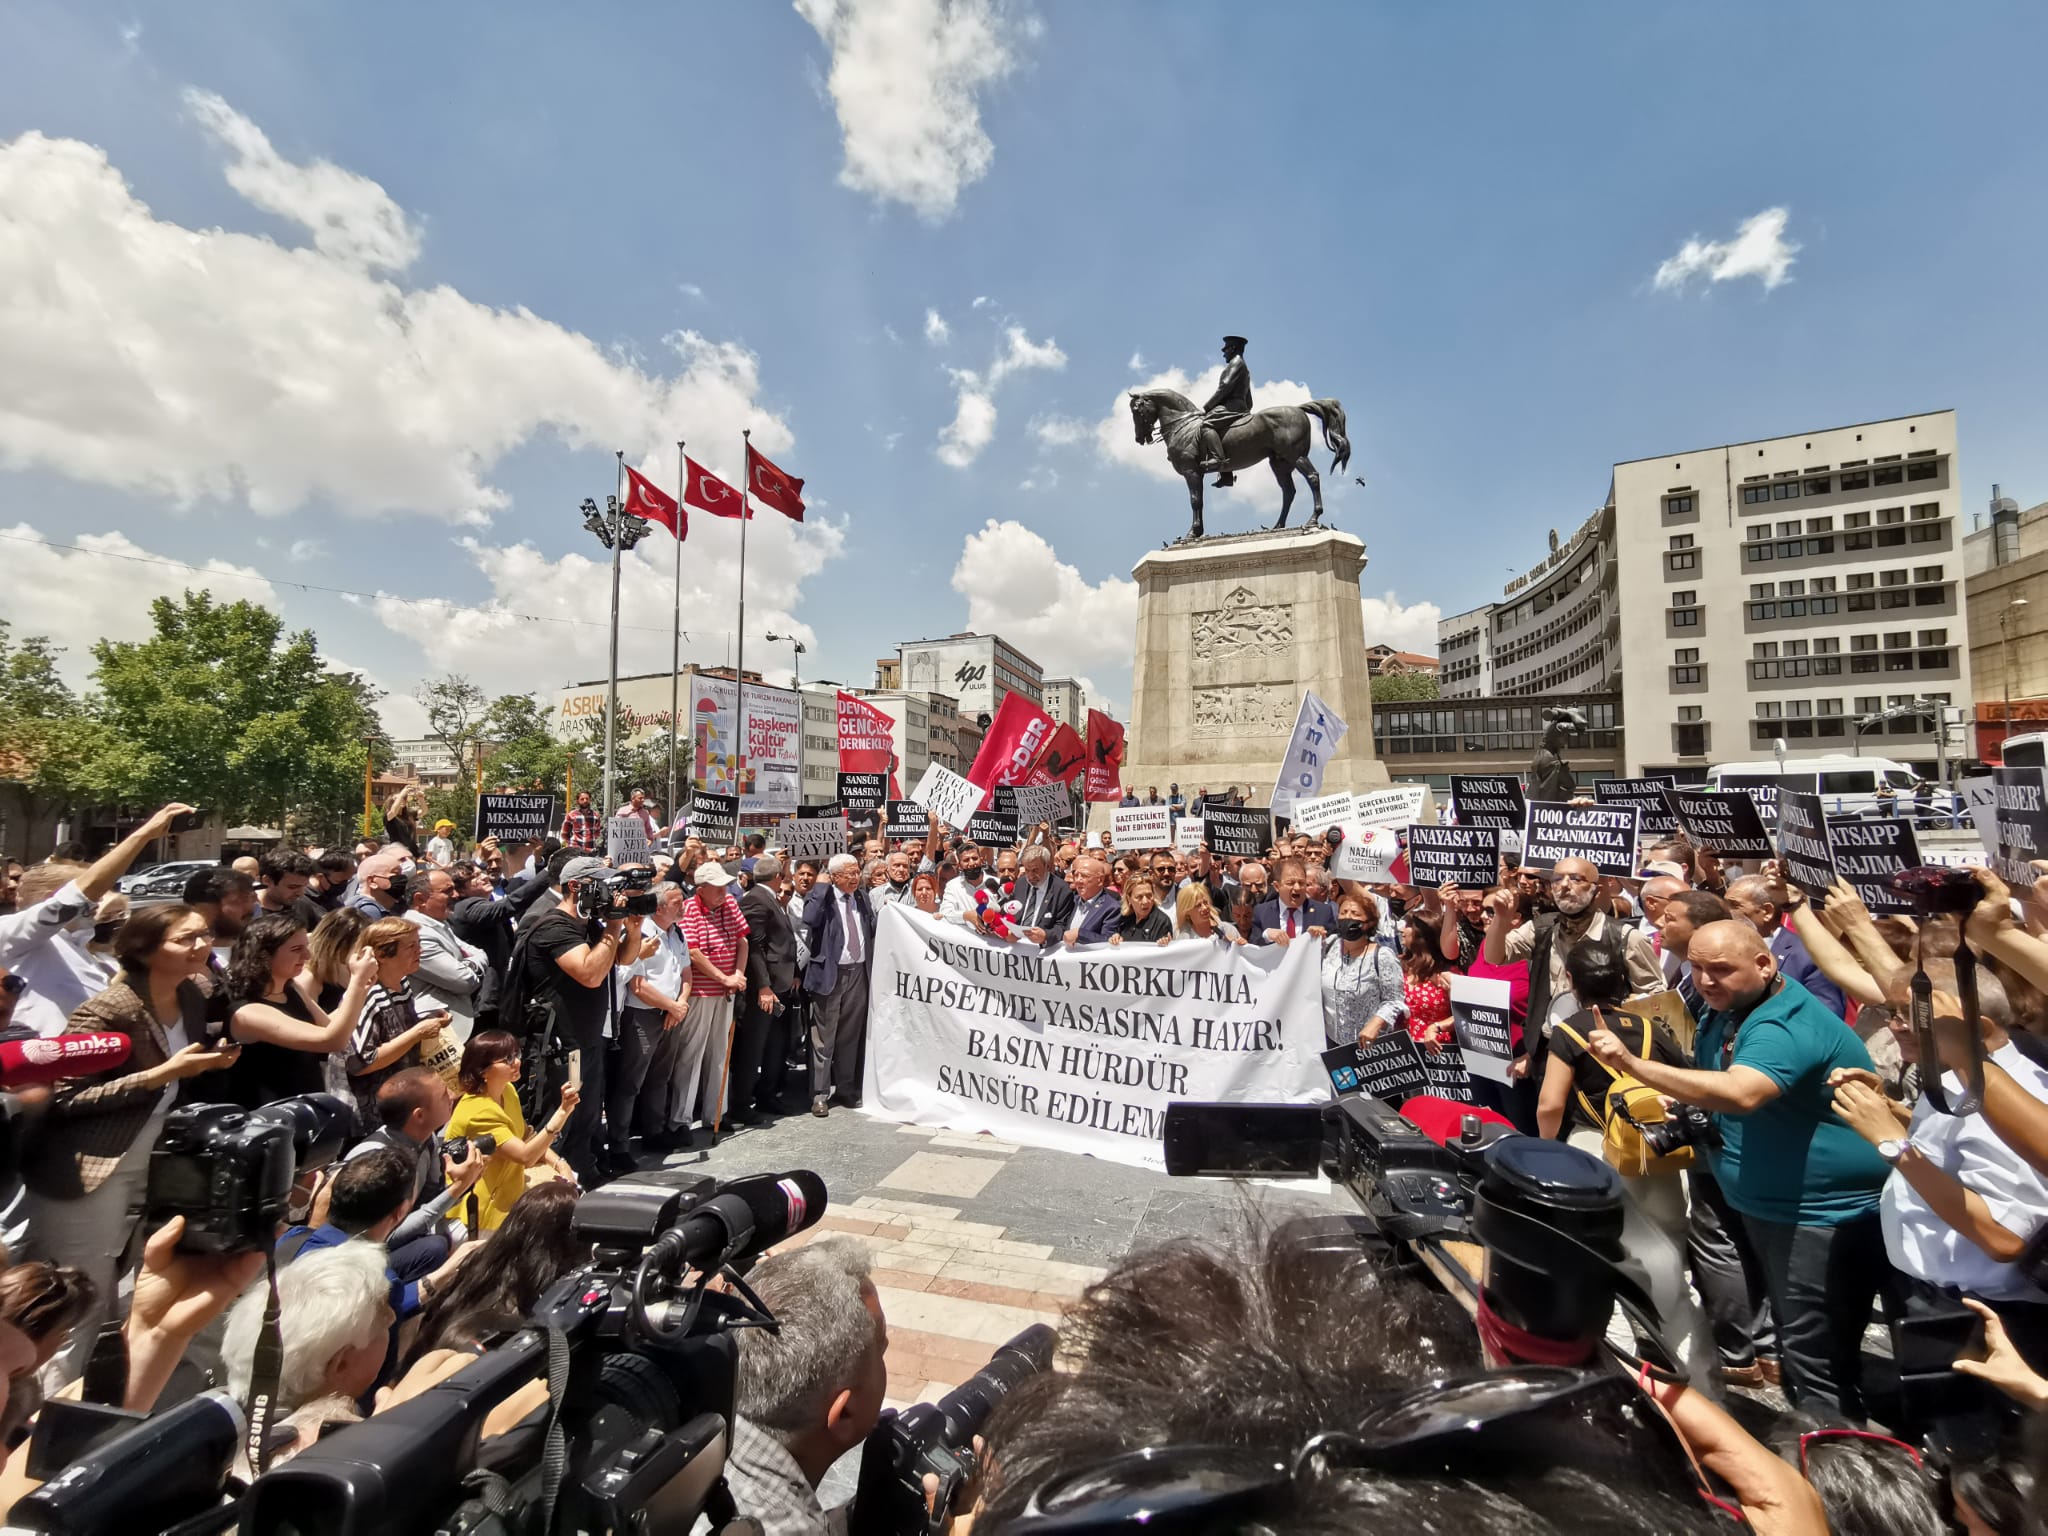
[1337,918,1370,942]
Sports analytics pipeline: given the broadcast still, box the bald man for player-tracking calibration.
[1589,921,1891,1422]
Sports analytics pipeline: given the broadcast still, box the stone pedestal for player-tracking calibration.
[1122,526,1389,805]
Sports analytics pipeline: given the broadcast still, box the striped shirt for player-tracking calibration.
[348,978,421,1117]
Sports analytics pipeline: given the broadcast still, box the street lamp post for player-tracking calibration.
[2001,595,2030,761]
[765,631,807,691]
[580,480,653,821]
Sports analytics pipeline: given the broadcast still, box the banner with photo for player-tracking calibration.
[865,906,1326,1169]
[690,676,802,816]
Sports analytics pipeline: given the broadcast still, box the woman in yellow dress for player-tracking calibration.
[444,1031,579,1231]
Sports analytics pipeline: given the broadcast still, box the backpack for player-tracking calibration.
[1550,1008,1694,1176]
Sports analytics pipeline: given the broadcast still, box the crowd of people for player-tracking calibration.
[0,780,2041,1534]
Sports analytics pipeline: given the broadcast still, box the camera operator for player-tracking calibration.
[337,1066,485,1249]
[521,855,647,1183]
[1588,920,1893,1423]
[727,1238,889,1536]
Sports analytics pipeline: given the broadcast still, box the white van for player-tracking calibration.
[2002,732,2048,770]
[1707,755,1919,820]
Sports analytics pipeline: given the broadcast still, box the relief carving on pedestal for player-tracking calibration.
[1190,683,1295,738]
[1190,586,1293,662]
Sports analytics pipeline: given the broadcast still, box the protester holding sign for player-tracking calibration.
[1482,857,1661,1032]
[1319,890,1406,1049]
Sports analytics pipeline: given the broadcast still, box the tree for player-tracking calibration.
[417,675,490,785]
[481,693,588,804]
[89,593,384,829]
[0,622,117,819]
[1371,672,1441,704]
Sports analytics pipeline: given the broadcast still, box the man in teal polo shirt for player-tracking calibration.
[1589,920,1893,1421]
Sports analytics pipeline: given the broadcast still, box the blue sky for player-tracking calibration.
[3,1,2045,735]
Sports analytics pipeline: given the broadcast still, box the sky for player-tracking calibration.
[4,1,2047,739]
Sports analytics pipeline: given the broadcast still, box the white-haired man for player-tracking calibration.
[223,1242,394,1458]
[803,853,875,1117]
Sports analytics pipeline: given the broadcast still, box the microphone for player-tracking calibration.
[649,1170,828,1273]
[0,1031,132,1088]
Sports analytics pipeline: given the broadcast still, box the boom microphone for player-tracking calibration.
[0,1032,131,1088]
[648,1170,828,1274]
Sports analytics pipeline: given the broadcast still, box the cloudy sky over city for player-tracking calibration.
[3,1,2045,734]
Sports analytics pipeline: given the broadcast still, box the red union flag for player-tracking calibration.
[965,693,1056,809]
[684,457,747,520]
[746,444,806,521]
[1026,722,1088,787]
[622,466,682,539]
[836,690,900,795]
[1084,709,1125,802]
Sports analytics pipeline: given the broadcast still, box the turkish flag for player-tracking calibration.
[684,457,748,520]
[964,693,1057,809]
[1084,709,1125,803]
[746,445,806,521]
[1026,722,1088,787]
[622,466,682,539]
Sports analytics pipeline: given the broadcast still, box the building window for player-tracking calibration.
[1754,641,1779,659]
[1749,602,1776,619]
[1668,550,1698,571]
[1911,502,1941,520]
[1816,637,1840,654]
[1878,506,1905,525]
[1673,665,1700,684]
[1919,628,1948,646]
[1875,465,1905,486]
[1669,534,1694,550]
[1778,521,1802,536]
[1777,540,1801,558]
[1841,470,1871,491]
[1782,580,1806,596]
[1746,543,1774,562]
[1913,565,1944,582]
[1814,597,1839,615]
[1919,650,1952,669]
[1773,481,1799,500]
[1853,635,1878,651]
[1673,608,1700,627]
[1804,477,1832,496]
[1877,528,1907,547]
[1742,485,1771,506]
[1914,587,1945,606]
[1672,590,1696,606]
[1666,494,1695,515]
[1844,532,1872,551]
[1750,584,1775,600]
[1675,647,1699,663]
[1910,525,1941,542]
[1907,460,1938,481]
[1881,569,1908,587]
[1747,525,1770,543]
[1807,516,1833,532]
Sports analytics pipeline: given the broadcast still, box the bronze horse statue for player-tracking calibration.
[1129,387,1351,542]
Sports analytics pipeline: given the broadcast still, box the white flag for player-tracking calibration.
[1271,688,1349,817]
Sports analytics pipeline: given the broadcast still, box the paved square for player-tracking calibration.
[876,1149,1007,1198]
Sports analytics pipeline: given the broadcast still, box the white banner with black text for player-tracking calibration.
[863,905,1327,1169]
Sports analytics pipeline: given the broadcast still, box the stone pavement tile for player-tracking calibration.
[889,1325,1009,1377]
[896,1123,938,1136]
[929,1133,1022,1154]
[878,1151,1006,1199]
[817,1215,912,1241]
[927,1275,1048,1313]
[871,1266,936,1293]
[876,1284,1059,1344]
[870,1252,945,1276]
[852,1196,962,1222]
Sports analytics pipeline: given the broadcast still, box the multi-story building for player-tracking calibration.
[1614,410,1964,777]
[1363,646,1441,680]
[387,738,464,785]
[799,683,839,805]
[1370,694,1625,789]
[1436,605,1493,699]
[873,656,901,690]
[896,633,1042,723]
[1040,677,1085,731]
[1434,508,1620,704]
[1963,487,2048,761]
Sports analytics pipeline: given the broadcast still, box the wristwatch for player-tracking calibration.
[1876,1138,1908,1166]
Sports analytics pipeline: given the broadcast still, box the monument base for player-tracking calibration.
[1120,525,1389,809]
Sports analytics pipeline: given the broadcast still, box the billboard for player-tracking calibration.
[690,676,802,815]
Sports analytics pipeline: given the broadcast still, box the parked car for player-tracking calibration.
[115,859,217,897]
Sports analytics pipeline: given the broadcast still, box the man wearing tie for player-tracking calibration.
[1063,856,1122,948]
[1248,857,1336,946]
[1013,845,1076,950]
[803,853,877,1118]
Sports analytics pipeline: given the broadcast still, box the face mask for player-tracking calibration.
[1337,918,1370,942]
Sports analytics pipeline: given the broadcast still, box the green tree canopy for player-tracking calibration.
[1371,672,1441,704]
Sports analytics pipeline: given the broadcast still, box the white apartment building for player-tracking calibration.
[388,738,463,784]
[898,633,1042,722]
[1615,409,1964,776]
[1041,677,1085,731]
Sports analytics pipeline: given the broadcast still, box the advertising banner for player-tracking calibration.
[690,676,802,816]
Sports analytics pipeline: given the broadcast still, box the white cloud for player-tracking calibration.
[0,99,795,522]
[1653,206,1799,293]
[1359,590,1441,655]
[1127,350,1145,370]
[678,282,705,300]
[971,294,991,309]
[1028,414,1090,447]
[1018,465,1057,491]
[950,519,1134,712]
[0,524,280,684]
[793,0,1030,221]
[933,324,1064,467]
[923,307,949,344]
[287,538,325,562]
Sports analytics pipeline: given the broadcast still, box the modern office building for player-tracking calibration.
[1040,677,1085,731]
[896,633,1043,723]
[1370,693,1625,789]
[387,738,464,785]
[1963,486,2048,761]
[1437,411,1967,778]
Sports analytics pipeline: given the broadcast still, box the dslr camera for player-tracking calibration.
[1634,1098,1720,1160]
[144,1093,357,1254]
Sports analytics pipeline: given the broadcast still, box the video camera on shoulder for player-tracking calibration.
[574,865,661,921]
[145,1093,356,1254]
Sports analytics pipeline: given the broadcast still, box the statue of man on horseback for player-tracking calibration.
[1129,333,1352,544]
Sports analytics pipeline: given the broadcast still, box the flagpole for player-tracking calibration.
[736,428,750,815]
[603,449,625,821]
[669,439,685,823]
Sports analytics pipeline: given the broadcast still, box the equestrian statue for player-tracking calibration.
[1128,334,1352,543]
[1530,707,1586,803]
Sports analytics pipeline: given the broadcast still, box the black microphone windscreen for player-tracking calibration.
[725,1169,828,1248]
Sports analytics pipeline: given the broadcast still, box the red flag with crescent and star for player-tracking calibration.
[622,466,683,540]
[746,444,806,521]
[684,457,748,521]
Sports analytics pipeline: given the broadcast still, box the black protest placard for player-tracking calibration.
[837,773,888,811]
[885,800,927,838]
[1451,775,1526,831]
[474,792,555,845]
[1989,768,2048,887]
[1773,791,1836,901]
[1825,817,1920,915]
[1519,802,1640,878]
[1202,804,1273,859]
[1321,1035,1430,1104]
[1662,787,1773,858]
[1420,1039,1474,1101]
[1448,982,1514,1086]
[966,811,1020,848]
[796,802,844,819]
[688,792,739,845]
[1403,824,1500,888]
[1719,773,1819,827]
[1595,776,1678,836]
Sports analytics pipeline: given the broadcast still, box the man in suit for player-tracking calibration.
[1064,855,1121,947]
[1012,845,1075,950]
[1248,856,1337,946]
[803,853,877,1117]
[732,854,800,1121]
[402,870,489,1039]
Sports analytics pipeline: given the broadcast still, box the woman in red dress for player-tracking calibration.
[1399,912,1453,1046]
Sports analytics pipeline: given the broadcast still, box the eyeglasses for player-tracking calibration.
[1009,1368,1704,1533]
[1797,1427,1921,1475]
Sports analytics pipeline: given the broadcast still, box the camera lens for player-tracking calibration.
[1472,1138,1627,1346]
